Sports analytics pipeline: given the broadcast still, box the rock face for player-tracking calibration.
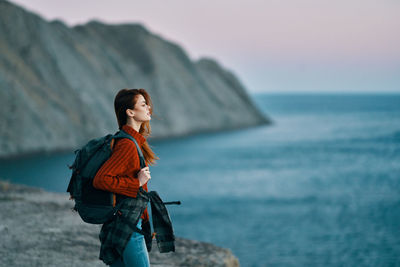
[0,0,270,158]
[0,180,240,267]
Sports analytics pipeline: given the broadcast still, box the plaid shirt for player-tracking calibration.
[148,191,175,253]
[98,188,150,265]
[98,188,175,265]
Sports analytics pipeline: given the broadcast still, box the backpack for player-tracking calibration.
[66,129,145,224]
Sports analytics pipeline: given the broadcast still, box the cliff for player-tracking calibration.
[0,180,240,266]
[0,0,270,158]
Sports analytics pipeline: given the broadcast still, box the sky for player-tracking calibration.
[10,0,400,94]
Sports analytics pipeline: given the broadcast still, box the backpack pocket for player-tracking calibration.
[76,202,117,224]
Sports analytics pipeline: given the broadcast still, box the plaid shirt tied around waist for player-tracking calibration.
[98,187,175,265]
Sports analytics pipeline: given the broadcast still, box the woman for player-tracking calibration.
[93,88,159,267]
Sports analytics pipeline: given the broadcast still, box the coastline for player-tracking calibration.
[0,122,269,160]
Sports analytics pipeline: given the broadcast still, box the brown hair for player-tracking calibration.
[114,88,159,166]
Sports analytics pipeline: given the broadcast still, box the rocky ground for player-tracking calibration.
[0,180,239,267]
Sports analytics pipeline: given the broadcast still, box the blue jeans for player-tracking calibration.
[110,218,150,267]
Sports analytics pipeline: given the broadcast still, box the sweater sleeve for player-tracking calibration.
[93,138,140,198]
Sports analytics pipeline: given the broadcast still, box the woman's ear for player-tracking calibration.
[126,108,135,117]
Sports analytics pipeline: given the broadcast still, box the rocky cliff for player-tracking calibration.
[0,0,270,158]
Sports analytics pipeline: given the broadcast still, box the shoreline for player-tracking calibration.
[0,122,270,160]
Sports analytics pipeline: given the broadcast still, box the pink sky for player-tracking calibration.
[10,0,400,93]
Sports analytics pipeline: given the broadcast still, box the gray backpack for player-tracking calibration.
[66,129,145,224]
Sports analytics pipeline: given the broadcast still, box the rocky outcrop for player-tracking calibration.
[0,0,270,158]
[0,180,240,267]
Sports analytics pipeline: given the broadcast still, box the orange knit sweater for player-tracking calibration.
[93,124,149,222]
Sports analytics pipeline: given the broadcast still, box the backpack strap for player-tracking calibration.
[113,130,146,169]
[108,130,146,207]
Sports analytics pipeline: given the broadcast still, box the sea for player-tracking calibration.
[1,93,400,266]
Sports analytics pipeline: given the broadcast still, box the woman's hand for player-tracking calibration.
[138,166,151,186]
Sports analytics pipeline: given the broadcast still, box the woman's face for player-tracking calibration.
[132,94,151,122]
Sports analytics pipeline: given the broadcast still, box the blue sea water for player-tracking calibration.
[1,93,400,266]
